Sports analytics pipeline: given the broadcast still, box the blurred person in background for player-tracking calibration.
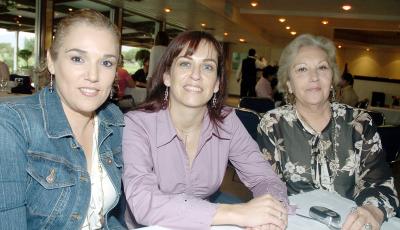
[338,72,359,107]
[147,30,169,80]
[256,65,276,99]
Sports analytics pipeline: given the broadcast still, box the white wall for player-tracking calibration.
[354,79,400,106]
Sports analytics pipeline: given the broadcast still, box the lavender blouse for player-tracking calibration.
[122,108,289,229]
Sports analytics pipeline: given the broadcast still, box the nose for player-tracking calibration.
[310,68,319,82]
[85,62,100,82]
[189,64,201,81]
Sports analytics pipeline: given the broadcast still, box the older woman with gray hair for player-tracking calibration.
[257,34,398,230]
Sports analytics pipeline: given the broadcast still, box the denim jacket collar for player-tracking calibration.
[40,87,124,139]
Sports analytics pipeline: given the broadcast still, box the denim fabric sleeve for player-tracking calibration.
[0,104,28,229]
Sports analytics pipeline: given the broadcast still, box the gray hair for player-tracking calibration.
[277,34,340,101]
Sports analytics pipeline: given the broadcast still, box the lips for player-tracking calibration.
[79,87,99,96]
[183,85,202,92]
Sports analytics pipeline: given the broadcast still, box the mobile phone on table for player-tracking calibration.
[309,206,341,229]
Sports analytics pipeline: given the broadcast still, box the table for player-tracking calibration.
[125,87,147,104]
[368,106,400,126]
[139,190,400,230]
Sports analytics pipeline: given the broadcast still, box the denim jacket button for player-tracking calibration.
[107,157,113,164]
[46,168,56,184]
[71,212,81,220]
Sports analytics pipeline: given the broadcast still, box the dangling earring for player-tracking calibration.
[212,93,217,108]
[330,85,336,102]
[163,86,169,105]
[109,88,113,100]
[49,74,54,93]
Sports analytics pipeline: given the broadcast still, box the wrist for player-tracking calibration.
[363,204,384,224]
[213,203,244,226]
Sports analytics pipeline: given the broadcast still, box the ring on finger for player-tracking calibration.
[363,223,372,230]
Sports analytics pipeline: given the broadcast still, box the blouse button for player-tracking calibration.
[46,168,56,184]
[107,157,113,164]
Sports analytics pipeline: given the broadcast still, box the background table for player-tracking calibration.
[368,106,400,126]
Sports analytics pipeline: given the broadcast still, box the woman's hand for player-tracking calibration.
[214,194,287,229]
[342,205,384,230]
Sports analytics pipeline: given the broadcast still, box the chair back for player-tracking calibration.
[239,97,274,113]
[235,108,261,141]
[367,110,385,126]
[377,125,400,163]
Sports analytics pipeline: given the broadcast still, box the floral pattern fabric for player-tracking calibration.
[257,102,399,219]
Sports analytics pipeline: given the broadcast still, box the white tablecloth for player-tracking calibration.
[139,190,400,230]
[369,106,400,126]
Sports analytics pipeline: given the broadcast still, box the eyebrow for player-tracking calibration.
[177,56,217,65]
[65,48,117,59]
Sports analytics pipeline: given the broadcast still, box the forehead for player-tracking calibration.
[178,40,218,60]
[60,24,119,52]
[293,45,328,62]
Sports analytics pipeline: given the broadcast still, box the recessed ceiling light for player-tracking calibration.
[342,5,352,11]
[239,38,246,43]
[201,23,206,27]
[290,31,297,35]
[224,32,228,36]
[366,48,370,51]
[250,2,258,7]
[68,8,73,12]
[164,8,171,13]
[286,26,291,30]
[279,18,286,23]
[18,15,22,18]
[338,45,342,48]
[321,20,329,25]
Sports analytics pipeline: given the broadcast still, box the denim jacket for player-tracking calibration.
[0,88,125,230]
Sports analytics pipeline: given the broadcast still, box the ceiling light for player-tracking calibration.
[279,18,286,23]
[342,4,352,11]
[286,26,291,30]
[201,23,206,27]
[290,31,297,35]
[321,20,329,25]
[239,38,246,43]
[18,15,22,18]
[250,2,258,7]
[164,8,171,13]
[68,8,73,12]
[224,32,228,36]
[338,45,342,48]
[366,48,370,51]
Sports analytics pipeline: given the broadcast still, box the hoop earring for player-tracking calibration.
[49,74,54,93]
[163,86,169,106]
[212,93,217,108]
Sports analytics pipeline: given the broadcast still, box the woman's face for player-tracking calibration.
[47,24,119,117]
[287,45,333,107]
[163,40,220,109]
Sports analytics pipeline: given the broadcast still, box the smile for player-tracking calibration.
[184,85,202,92]
[79,87,99,96]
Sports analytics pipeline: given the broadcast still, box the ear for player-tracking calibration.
[163,72,171,87]
[47,50,55,75]
[213,79,220,93]
[286,81,293,94]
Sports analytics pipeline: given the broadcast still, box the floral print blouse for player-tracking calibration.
[257,102,399,219]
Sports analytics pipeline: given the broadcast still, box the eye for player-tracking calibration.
[71,56,83,63]
[178,61,191,68]
[102,60,114,68]
[202,63,215,72]
[296,66,307,73]
[318,65,330,71]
